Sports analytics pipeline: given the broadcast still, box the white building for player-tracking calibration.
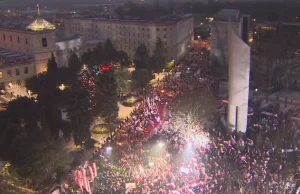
[63,15,194,62]
[0,17,83,92]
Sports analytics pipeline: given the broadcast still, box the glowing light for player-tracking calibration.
[59,83,66,90]
[106,147,112,152]
[26,18,56,31]
[158,142,164,148]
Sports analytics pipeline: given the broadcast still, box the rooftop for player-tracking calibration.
[0,48,34,68]
[75,14,193,24]
[26,18,56,31]
[55,29,81,42]
[214,9,240,22]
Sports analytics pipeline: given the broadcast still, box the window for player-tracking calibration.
[0,72,2,79]
[16,80,21,86]
[10,35,12,41]
[25,38,28,45]
[17,37,20,43]
[24,67,28,74]
[15,69,20,76]
[42,38,47,47]
[157,28,160,32]
[7,70,12,77]
[164,28,166,31]
[3,34,5,40]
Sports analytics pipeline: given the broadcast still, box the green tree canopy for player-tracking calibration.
[131,69,154,90]
[68,52,82,75]
[7,97,40,128]
[47,52,58,76]
[114,69,132,96]
[64,82,93,146]
[134,43,150,69]
[117,50,131,69]
[150,38,166,73]
[103,38,118,62]
[96,71,119,122]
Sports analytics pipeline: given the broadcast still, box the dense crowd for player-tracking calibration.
[67,42,300,194]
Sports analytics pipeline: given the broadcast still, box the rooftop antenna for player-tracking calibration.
[36,4,40,17]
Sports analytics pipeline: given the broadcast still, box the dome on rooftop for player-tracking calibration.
[26,18,55,31]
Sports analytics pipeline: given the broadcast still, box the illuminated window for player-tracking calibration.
[16,80,21,86]
[7,70,12,77]
[24,67,28,74]
[0,71,2,79]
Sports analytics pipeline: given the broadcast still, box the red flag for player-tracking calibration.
[88,166,94,181]
[92,163,97,177]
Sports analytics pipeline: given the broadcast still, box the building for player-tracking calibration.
[227,23,251,133]
[210,9,249,65]
[0,17,83,92]
[63,15,194,62]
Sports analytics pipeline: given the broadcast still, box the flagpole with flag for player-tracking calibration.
[36,4,40,17]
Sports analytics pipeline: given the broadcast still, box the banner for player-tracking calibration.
[125,183,136,194]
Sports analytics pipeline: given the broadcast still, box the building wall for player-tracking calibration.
[64,16,193,62]
[56,36,83,68]
[0,28,57,74]
[210,21,240,65]
[227,25,250,133]
[0,62,35,90]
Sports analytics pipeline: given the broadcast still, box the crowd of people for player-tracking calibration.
[66,42,299,194]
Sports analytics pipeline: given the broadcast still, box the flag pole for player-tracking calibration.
[37,4,40,17]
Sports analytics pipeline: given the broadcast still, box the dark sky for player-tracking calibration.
[0,0,125,9]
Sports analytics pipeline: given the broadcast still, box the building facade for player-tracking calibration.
[64,15,194,62]
[227,24,251,133]
[0,27,56,74]
[0,18,82,92]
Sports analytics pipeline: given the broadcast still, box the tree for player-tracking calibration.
[117,50,131,69]
[68,52,82,76]
[114,69,132,96]
[26,55,62,138]
[150,38,166,73]
[6,97,40,128]
[47,52,58,76]
[103,38,118,62]
[96,71,119,123]
[134,43,150,69]
[131,69,154,89]
[27,130,73,187]
[82,50,96,68]
[65,83,93,146]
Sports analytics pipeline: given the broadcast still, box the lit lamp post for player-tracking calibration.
[59,83,66,91]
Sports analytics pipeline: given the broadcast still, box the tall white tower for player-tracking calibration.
[227,22,251,133]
